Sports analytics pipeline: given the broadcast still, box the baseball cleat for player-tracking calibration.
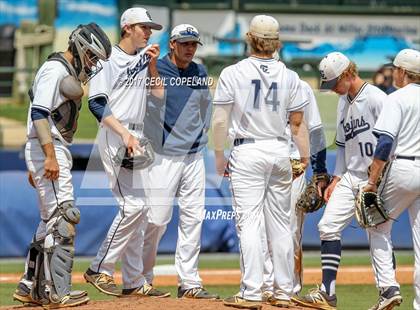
[12,282,42,306]
[293,287,337,310]
[270,297,295,308]
[122,283,170,298]
[177,286,219,299]
[84,268,121,296]
[262,291,274,303]
[223,295,262,309]
[368,286,403,310]
[42,294,90,309]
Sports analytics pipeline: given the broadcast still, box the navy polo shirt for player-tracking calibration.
[144,54,212,156]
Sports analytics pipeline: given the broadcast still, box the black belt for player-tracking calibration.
[234,137,282,146]
[234,138,255,146]
[128,123,143,131]
[396,155,416,161]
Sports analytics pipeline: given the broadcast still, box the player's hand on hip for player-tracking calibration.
[43,156,59,180]
[323,176,340,202]
[215,150,229,177]
[146,44,160,67]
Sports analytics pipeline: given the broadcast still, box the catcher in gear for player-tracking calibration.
[13,23,111,308]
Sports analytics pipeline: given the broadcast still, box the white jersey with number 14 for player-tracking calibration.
[213,56,307,142]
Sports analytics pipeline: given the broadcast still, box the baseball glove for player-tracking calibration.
[355,191,389,228]
[113,137,155,170]
[291,159,306,179]
[296,173,330,213]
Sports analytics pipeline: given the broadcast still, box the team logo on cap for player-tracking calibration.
[146,10,152,20]
[320,69,327,80]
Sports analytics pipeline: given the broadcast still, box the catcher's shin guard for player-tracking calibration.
[43,200,80,303]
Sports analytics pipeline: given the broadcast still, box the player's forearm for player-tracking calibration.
[212,105,232,151]
[102,115,130,140]
[32,107,56,159]
[148,66,164,99]
[290,112,310,165]
[41,142,57,160]
[309,127,327,174]
[367,158,387,185]
[333,145,346,177]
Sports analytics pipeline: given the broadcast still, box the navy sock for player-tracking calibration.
[320,240,341,296]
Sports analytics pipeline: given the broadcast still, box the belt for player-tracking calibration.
[234,138,256,146]
[128,123,143,131]
[396,155,417,161]
[233,137,282,146]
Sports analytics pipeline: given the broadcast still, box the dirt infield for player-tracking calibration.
[0,297,315,310]
[0,266,414,285]
[0,266,413,309]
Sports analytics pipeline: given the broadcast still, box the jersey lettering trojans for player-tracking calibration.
[335,83,387,173]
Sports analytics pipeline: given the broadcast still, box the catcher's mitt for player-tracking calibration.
[113,137,155,170]
[296,173,330,213]
[291,159,306,179]
[355,191,390,228]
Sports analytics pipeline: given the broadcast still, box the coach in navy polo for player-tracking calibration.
[142,24,218,299]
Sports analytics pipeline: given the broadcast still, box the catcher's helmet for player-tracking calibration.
[68,23,112,83]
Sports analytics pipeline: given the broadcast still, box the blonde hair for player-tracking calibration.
[406,71,420,83]
[247,33,281,56]
[339,61,358,79]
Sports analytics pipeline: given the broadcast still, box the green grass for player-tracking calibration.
[0,97,99,140]
[0,283,415,309]
[0,251,413,274]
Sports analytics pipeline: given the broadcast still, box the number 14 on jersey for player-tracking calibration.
[251,79,280,112]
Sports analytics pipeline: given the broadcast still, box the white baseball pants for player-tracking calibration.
[262,173,306,294]
[367,158,420,309]
[318,170,367,241]
[230,139,294,301]
[89,125,149,289]
[142,152,205,289]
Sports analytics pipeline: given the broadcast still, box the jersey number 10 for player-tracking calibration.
[358,142,374,157]
[251,79,280,111]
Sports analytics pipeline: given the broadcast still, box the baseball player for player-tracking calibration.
[13,23,111,308]
[83,8,167,297]
[295,52,387,310]
[363,49,420,310]
[261,79,328,301]
[141,24,218,299]
[213,15,309,309]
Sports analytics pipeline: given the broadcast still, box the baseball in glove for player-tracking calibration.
[113,137,155,170]
[296,173,331,213]
[291,159,306,179]
[355,191,390,228]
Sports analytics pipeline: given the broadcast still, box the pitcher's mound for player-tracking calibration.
[2,297,313,310]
